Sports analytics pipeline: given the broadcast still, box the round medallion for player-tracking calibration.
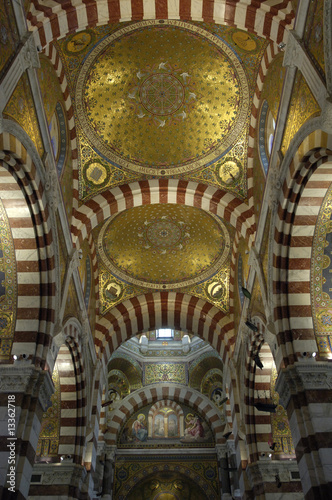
[76,20,250,176]
[140,73,184,115]
[98,204,230,289]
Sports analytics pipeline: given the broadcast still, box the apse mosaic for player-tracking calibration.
[98,204,231,291]
[312,181,332,356]
[56,21,266,200]
[304,0,325,78]
[36,365,61,457]
[0,198,17,360]
[271,367,295,456]
[114,457,219,500]
[118,401,214,449]
[281,71,320,157]
[3,73,44,158]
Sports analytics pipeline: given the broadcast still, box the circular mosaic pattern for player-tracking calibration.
[76,20,249,176]
[146,220,183,248]
[98,204,230,289]
[140,73,184,115]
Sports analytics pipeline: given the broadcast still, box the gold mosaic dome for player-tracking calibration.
[98,204,230,289]
[76,20,250,176]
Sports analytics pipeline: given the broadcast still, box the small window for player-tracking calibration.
[156,328,174,339]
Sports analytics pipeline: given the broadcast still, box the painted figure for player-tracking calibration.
[131,414,148,442]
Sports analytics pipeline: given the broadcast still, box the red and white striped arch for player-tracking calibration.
[72,179,255,247]
[106,383,226,444]
[0,133,55,368]
[273,129,332,367]
[95,292,235,360]
[27,0,294,49]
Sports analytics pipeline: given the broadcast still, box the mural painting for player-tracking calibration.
[118,401,214,448]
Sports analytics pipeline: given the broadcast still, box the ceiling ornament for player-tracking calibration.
[75,20,250,177]
[98,204,231,290]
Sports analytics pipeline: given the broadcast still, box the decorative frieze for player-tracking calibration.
[246,460,299,488]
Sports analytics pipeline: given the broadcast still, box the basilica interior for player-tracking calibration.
[0,0,332,499]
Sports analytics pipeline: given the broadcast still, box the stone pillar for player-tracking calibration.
[226,441,239,492]
[216,444,232,500]
[0,365,53,500]
[101,446,116,500]
[276,362,332,499]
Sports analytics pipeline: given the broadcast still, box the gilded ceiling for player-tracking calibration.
[56,20,267,200]
[98,204,230,288]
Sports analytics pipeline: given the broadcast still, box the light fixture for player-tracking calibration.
[13,355,17,361]
[254,402,277,413]
[254,354,264,369]
[312,352,317,358]
[241,287,251,300]
[219,396,228,405]
[245,320,258,332]
[270,442,276,451]
[278,42,286,50]
[268,453,272,458]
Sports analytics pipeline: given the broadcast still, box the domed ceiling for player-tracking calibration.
[76,21,249,176]
[98,204,230,288]
[56,21,267,200]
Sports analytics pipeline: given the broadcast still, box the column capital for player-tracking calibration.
[0,365,54,411]
[105,445,117,462]
[276,361,332,408]
[215,443,227,459]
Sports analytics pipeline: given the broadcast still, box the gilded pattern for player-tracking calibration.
[281,71,320,156]
[3,73,44,158]
[0,0,19,77]
[114,456,219,500]
[304,0,325,78]
[312,182,332,356]
[36,365,61,457]
[0,198,17,359]
[56,22,266,201]
[144,363,187,385]
[271,367,295,456]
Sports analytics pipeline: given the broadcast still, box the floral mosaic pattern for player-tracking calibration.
[36,365,61,457]
[0,198,16,360]
[271,367,295,456]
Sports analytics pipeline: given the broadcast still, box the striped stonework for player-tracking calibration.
[72,179,256,248]
[27,0,295,49]
[105,384,225,445]
[273,142,332,368]
[95,292,235,363]
[0,139,55,368]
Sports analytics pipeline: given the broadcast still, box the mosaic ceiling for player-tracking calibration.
[57,20,267,200]
[98,204,230,288]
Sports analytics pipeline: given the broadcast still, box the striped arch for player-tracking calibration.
[0,136,55,368]
[95,292,235,361]
[72,179,255,247]
[106,383,225,445]
[43,42,78,218]
[56,320,87,463]
[273,142,332,367]
[27,0,295,49]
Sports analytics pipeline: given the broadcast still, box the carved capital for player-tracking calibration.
[32,463,87,486]
[105,445,117,462]
[20,34,40,70]
[246,461,299,488]
[215,444,227,460]
[283,31,303,69]
[276,362,332,407]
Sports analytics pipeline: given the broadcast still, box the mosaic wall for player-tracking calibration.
[36,364,60,457]
[304,0,325,79]
[3,73,44,158]
[271,367,295,456]
[56,215,67,295]
[281,71,320,156]
[0,0,19,77]
[0,198,17,360]
[143,362,187,385]
[63,279,80,322]
[114,455,219,500]
[118,402,214,449]
[260,210,271,287]
[260,53,285,122]
[312,182,332,357]
[56,22,266,201]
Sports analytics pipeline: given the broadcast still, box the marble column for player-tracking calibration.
[101,446,116,500]
[276,362,332,499]
[216,444,232,500]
